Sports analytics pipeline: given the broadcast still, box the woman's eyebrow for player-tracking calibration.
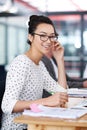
[38,31,47,34]
[39,31,55,35]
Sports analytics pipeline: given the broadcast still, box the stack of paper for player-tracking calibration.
[68,88,87,97]
[23,105,87,119]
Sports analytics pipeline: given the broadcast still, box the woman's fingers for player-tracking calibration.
[53,92,68,107]
[52,41,60,50]
[58,92,68,106]
[45,92,68,107]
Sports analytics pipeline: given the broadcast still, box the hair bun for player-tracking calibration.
[30,15,38,21]
[28,15,38,26]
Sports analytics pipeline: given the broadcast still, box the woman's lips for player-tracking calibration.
[41,43,52,49]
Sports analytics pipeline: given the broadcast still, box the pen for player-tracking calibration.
[49,91,55,95]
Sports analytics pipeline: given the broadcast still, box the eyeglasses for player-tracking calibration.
[33,33,58,42]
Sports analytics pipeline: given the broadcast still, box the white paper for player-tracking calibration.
[72,99,87,109]
[23,105,87,119]
[68,88,87,97]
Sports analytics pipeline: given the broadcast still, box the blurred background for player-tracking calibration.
[0,0,87,78]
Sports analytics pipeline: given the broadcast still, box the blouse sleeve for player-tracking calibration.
[40,61,67,93]
[1,56,28,114]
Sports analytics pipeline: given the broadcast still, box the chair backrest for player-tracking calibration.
[0,72,6,128]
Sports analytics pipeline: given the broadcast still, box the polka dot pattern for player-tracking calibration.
[1,54,64,130]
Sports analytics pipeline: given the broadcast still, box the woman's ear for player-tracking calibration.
[28,34,33,43]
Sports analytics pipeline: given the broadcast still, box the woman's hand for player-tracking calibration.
[52,41,64,61]
[43,92,68,107]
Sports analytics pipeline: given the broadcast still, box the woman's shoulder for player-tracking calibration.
[11,54,30,63]
[9,54,31,70]
[13,54,28,61]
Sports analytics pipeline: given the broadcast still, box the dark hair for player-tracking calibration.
[27,15,57,45]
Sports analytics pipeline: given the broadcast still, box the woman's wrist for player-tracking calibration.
[31,98,47,106]
[56,58,64,66]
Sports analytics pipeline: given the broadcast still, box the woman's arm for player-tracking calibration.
[53,41,67,89]
[13,92,68,113]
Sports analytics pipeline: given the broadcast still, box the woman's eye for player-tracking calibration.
[40,35,47,37]
[50,36,55,38]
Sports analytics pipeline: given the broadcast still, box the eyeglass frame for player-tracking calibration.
[32,33,59,42]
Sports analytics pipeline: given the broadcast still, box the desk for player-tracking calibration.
[14,98,87,130]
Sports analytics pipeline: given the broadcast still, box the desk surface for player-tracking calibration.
[14,114,87,127]
[14,98,87,130]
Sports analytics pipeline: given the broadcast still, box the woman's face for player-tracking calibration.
[29,23,57,55]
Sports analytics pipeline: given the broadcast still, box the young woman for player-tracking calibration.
[1,15,68,130]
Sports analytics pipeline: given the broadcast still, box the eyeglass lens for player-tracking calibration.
[41,35,58,42]
[33,33,58,42]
